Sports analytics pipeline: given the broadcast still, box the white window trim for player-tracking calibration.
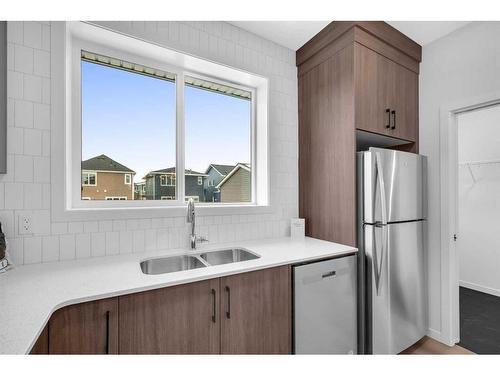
[161,196,174,200]
[197,176,203,185]
[124,174,132,185]
[185,196,200,203]
[51,21,271,221]
[160,174,175,187]
[81,171,97,186]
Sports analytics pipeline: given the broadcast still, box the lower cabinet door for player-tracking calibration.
[49,298,118,354]
[118,278,220,354]
[30,325,49,354]
[220,266,292,354]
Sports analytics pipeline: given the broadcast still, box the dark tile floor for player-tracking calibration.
[460,286,500,354]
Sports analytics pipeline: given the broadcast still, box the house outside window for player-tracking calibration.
[125,174,132,185]
[197,176,203,185]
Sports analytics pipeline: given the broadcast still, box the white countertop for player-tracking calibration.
[0,236,356,354]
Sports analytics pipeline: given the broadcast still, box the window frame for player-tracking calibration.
[81,171,97,186]
[124,174,132,185]
[51,22,270,221]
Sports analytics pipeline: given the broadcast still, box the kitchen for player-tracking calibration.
[0,1,497,373]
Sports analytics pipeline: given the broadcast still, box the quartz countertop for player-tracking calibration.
[0,236,357,354]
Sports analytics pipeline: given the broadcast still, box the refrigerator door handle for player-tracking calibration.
[374,152,388,296]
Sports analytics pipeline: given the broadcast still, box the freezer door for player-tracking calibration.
[365,220,426,354]
[294,256,357,354]
[360,148,427,224]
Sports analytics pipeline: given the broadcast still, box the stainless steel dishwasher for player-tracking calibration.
[293,254,357,354]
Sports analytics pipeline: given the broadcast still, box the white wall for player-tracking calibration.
[420,21,500,341]
[457,105,500,296]
[0,21,298,265]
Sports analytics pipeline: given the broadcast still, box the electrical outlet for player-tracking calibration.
[18,215,33,235]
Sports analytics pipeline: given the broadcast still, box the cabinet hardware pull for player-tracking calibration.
[105,310,110,354]
[391,110,396,130]
[211,288,216,323]
[225,286,231,319]
[385,109,391,129]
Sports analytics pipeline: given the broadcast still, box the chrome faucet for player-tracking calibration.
[186,198,208,249]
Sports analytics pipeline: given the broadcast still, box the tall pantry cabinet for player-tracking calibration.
[297,22,422,246]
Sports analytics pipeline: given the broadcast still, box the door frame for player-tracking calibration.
[439,90,500,346]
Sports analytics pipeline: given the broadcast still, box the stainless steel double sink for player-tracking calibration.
[140,248,260,275]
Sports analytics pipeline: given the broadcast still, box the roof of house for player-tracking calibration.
[144,167,208,179]
[81,154,135,173]
[216,163,250,189]
[206,164,235,177]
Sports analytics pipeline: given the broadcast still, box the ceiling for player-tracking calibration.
[229,21,471,51]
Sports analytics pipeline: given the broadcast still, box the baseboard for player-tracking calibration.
[427,328,448,345]
[460,280,500,297]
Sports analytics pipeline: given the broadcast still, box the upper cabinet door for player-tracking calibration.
[355,43,396,137]
[392,64,418,142]
[49,298,119,354]
[355,43,418,142]
[220,266,292,354]
[118,278,220,354]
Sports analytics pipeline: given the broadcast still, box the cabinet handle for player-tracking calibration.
[225,286,231,319]
[211,288,216,323]
[391,110,396,130]
[385,108,391,129]
[105,310,110,354]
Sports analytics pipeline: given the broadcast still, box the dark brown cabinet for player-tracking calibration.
[297,21,421,246]
[48,298,118,354]
[32,266,291,355]
[220,266,291,354]
[30,326,49,354]
[118,279,220,354]
[355,43,418,142]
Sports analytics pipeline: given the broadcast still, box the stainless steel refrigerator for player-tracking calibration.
[357,147,427,354]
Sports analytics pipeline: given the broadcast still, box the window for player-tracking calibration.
[56,22,269,219]
[81,51,176,201]
[160,174,175,186]
[185,77,252,203]
[82,172,96,186]
[105,197,127,200]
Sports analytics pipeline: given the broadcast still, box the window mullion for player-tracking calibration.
[176,72,186,204]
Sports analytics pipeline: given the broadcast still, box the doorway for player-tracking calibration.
[456,104,500,353]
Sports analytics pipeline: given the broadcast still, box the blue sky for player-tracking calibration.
[82,61,251,183]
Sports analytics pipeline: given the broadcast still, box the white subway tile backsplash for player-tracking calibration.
[42,235,59,262]
[24,129,42,156]
[14,44,34,74]
[1,21,298,267]
[91,232,105,257]
[24,183,43,209]
[23,74,42,102]
[8,127,24,155]
[7,71,23,99]
[24,236,42,264]
[23,22,42,49]
[14,100,34,128]
[59,234,76,260]
[105,232,119,255]
[7,21,23,44]
[34,50,50,78]
[75,233,91,259]
[14,155,33,183]
[34,103,50,130]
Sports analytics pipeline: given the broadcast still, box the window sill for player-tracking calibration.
[52,203,275,222]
